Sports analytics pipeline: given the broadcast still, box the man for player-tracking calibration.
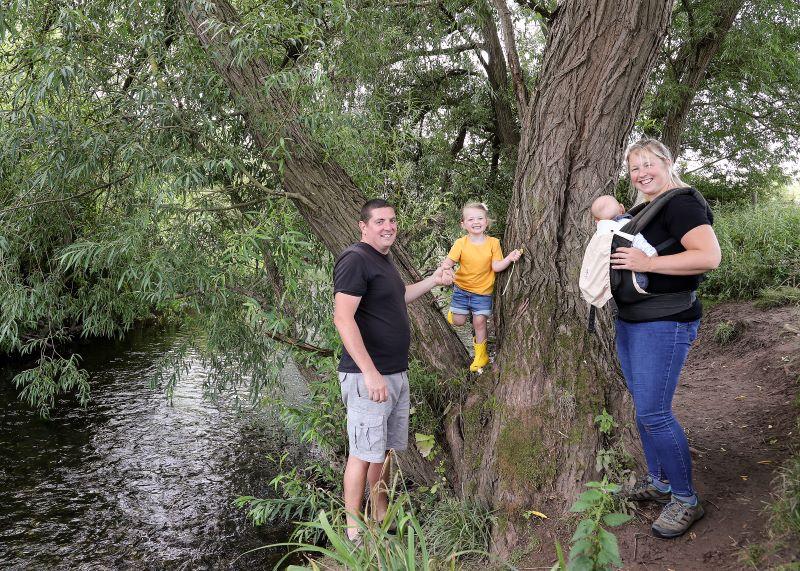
[333,198,453,541]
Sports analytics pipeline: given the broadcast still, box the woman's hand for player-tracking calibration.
[610,247,653,272]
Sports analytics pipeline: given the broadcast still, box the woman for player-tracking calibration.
[611,138,721,539]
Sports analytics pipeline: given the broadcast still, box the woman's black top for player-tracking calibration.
[622,190,714,322]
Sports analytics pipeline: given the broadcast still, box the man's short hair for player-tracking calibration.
[360,199,395,222]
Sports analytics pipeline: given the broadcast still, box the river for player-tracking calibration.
[0,327,305,570]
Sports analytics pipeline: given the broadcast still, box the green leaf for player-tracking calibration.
[567,555,595,571]
[570,519,596,542]
[414,432,435,458]
[602,513,633,527]
[568,538,592,559]
[597,527,623,567]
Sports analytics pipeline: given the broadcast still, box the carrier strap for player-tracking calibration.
[587,306,596,333]
[653,237,677,253]
[615,291,697,321]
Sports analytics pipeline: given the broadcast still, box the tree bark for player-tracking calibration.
[647,0,746,157]
[456,0,673,554]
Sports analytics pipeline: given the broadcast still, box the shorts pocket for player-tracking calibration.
[350,412,385,452]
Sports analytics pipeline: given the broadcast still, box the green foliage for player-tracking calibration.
[644,0,800,195]
[12,354,90,417]
[755,287,800,310]
[264,467,501,570]
[768,455,800,539]
[420,496,496,562]
[701,201,800,301]
[274,505,482,571]
[593,409,616,435]
[235,454,341,545]
[566,480,633,571]
[280,365,348,459]
[713,320,744,345]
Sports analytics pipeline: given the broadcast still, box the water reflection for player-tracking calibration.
[0,328,302,569]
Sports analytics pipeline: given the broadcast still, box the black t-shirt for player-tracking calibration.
[333,242,410,374]
[623,190,714,322]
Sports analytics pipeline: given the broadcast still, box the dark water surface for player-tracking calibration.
[0,329,301,570]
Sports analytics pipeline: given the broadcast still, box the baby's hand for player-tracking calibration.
[508,248,523,262]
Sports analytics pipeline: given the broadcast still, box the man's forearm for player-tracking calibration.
[404,275,437,304]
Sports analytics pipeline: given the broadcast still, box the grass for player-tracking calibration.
[755,286,800,309]
[768,455,800,539]
[713,320,744,345]
[253,454,506,570]
[701,200,800,301]
[420,496,496,562]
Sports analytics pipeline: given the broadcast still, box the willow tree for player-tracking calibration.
[178,0,672,545]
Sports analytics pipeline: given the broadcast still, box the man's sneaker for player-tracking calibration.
[651,498,705,538]
[624,475,671,503]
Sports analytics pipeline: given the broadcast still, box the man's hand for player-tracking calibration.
[433,265,454,286]
[364,370,388,403]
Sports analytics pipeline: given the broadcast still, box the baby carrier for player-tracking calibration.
[579,187,711,331]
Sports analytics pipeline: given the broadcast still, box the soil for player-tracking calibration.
[520,301,800,570]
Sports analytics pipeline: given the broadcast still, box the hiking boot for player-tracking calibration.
[624,475,671,503]
[651,498,705,539]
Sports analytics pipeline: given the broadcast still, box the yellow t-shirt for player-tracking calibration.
[447,235,504,295]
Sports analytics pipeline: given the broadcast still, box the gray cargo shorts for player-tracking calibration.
[339,371,410,463]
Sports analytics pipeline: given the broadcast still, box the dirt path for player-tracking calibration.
[616,302,800,570]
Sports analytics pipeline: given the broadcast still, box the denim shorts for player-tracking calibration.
[339,371,410,463]
[449,285,493,316]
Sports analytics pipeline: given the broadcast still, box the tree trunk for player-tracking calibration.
[647,0,745,158]
[455,0,673,554]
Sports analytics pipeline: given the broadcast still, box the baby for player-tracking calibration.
[590,195,656,290]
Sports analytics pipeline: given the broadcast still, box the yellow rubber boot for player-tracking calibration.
[469,338,489,372]
[447,310,454,325]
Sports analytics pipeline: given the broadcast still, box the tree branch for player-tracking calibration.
[228,286,334,357]
[492,0,529,113]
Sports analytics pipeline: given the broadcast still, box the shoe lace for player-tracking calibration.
[631,476,652,494]
[659,500,688,524]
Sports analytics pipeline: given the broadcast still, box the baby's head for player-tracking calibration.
[591,195,625,221]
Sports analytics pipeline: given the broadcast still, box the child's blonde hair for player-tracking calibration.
[462,202,495,228]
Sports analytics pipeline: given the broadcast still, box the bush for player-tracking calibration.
[701,201,800,301]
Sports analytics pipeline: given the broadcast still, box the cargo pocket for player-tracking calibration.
[353,413,385,452]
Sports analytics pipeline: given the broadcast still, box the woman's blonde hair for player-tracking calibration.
[624,138,688,189]
[462,202,494,228]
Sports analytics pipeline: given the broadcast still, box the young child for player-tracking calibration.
[441,202,522,372]
[590,195,656,290]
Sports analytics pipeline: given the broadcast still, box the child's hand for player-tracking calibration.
[508,248,523,262]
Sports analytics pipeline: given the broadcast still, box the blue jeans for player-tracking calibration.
[449,285,493,316]
[615,318,700,497]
